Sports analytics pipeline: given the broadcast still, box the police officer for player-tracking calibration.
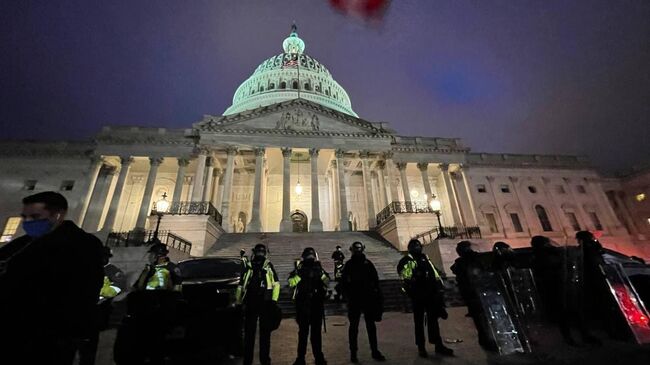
[341,241,386,362]
[332,245,345,301]
[236,243,280,365]
[397,239,453,357]
[288,247,330,365]
[133,243,182,291]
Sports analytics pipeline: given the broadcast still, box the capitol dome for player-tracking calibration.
[223,24,358,117]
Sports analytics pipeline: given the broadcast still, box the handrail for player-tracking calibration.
[413,225,482,244]
[106,229,192,254]
[376,201,434,225]
[152,201,223,225]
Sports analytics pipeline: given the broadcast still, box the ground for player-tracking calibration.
[96,307,650,365]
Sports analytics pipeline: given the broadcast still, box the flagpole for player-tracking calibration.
[297,52,301,100]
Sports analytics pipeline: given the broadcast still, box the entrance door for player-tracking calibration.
[291,211,308,232]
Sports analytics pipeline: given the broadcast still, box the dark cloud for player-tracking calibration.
[1,0,648,174]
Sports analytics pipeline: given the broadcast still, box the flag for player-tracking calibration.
[328,0,390,20]
[282,54,299,69]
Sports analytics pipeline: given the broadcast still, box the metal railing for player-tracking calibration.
[152,201,223,225]
[106,229,193,254]
[413,226,482,244]
[376,201,434,225]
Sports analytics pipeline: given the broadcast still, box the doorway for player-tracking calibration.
[291,210,308,232]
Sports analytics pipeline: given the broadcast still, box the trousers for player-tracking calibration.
[243,301,272,365]
[411,298,442,347]
[347,302,378,353]
[296,300,325,361]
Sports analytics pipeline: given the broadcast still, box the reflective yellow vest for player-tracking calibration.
[146,264,174,291]
[99,276,121,299]
[235,259,280,304]
[399,254,441,283]
[288,262,330,300]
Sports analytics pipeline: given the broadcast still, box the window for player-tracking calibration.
[636,193,646,202]
[477,184,487,193]
[500,185,510,193]
[485,213,499,233]
[269,83,275,90]
[1,217,21,242]
[280,81,287,89]
[589,212,603,231]
[528,186,537,193]
[23,180,37,191]
[535,205,553,232]
[292,81,299,89]
[60,180,75,191]
[556,185,566,194]
[576,185,587,194]
[565,212,581,231]
[304,83,311,91]
[510,213,524,232]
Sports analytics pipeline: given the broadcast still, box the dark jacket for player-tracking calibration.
[0,220,104,337]
[332,250,345,262]
[340,253,380,304]
[288,260,330,304]
[397,253,444,303]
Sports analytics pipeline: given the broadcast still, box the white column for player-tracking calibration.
[248,147,265,232]
[371,171,381,213]
[384,152,399,203]
[564,177,592,230]
[75,155,104,226]
[586,177,623,233]
[309,148,323,232]
[541,176,571,235]
[172,158,189,204]
[417,162,433,201]
[279,147,292,232]
[220,147,237,231]
[212,169,223,207]
[191,150,208,201]
[203,157,215,202]
[335,149,350,231]
[82,165,114,232]
[376,161,389,208]
[439,163,462,225]
[135,157,163,229]
[486,176,508,236]
[360,151,376,229]
[459,165,478,226]
[509,176,534,235]
[397,162,411,203]
[102,156,133,232]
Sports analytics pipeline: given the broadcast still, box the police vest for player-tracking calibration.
[236,259,280,304]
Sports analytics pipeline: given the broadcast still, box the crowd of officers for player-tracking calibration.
[1,191,626,365]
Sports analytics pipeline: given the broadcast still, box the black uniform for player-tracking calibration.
[340,252,383,358]
[332,249,345,300]
[289,259,329,365]
[0,221,104,365]
[397,252,452,356]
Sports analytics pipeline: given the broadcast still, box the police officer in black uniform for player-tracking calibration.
[288,247,330,365]
[398,239,453,357]
[332,245,345,301]
[236,244,281,365]
[341,241,386,363]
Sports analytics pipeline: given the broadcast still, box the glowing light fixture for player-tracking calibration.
[155,192,170,213]
[636,193,646,202]
[429,197,442,212]
[410,189,419,199]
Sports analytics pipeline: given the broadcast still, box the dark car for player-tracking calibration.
[177,257,244,360]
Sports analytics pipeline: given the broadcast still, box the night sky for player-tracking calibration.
[1,1,648,174]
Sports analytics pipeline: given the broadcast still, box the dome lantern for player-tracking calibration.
[282,23,305,54]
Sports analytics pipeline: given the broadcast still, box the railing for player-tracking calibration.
[152,201,223,225]
[376,201,434,225]
[413,226,482,244]
[106,229,193,254]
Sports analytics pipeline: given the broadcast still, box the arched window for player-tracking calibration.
[292,81,299,89]
[304,83,311,91]
[535,205,553,232]
[259,86,264,92]
[280,81,287,89]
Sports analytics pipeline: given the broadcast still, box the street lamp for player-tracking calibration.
[152,192,170,241]
[429,197,447,238]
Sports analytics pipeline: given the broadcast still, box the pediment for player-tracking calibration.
[194,99,388,136]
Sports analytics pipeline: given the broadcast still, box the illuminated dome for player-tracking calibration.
[223,24,357,117]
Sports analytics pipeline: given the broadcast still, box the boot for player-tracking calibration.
[350,351,358,363]
[315,354,327,365]
[371,350,386,361]
[435,343,454,356]
[417,345,428,358]
[292,357,306,365]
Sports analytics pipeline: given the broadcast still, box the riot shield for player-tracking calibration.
[471,270,529,355]
[601,263,650,344]
[505,267,542,320]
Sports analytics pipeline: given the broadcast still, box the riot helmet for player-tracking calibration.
[407,239,423,255]
[252,244,267,260]
[301,247,317,262]
[350,241,365,254]
[455,240,474,257]
[147,243,169,264]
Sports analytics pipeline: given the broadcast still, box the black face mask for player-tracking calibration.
[409,246,423,255]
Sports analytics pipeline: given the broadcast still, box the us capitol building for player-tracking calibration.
[1,26,648,261]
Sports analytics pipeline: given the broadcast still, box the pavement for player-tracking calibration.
[95,307,650,365]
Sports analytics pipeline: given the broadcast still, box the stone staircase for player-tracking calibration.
[206,231,410,315]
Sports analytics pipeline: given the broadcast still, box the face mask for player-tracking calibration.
[410,246,423,255]
[22,219,54,238]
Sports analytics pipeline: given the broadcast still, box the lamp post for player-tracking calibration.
[152,192,170,241]
[429,197,447,238]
